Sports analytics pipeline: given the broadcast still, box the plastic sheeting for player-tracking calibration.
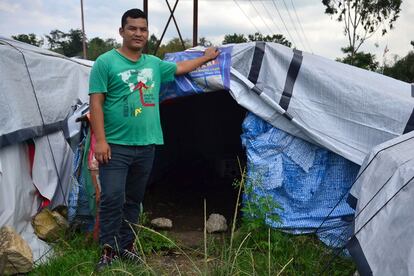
[0,36,90,148]
[241,112,360,246]
[160,46,232,101]
[0,143,51,262]
[32,131,74,208]
[347,131,414,275]
[229,42,414,165]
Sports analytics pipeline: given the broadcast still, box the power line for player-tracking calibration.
[233,0,261,34]
[260,0,283,35]
[270,0,297,48]
[281,0,307,51]
[248,0,274,35]
[290,0,314,53]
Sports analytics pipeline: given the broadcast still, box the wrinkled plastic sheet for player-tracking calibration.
[0,36,90,148]
[241,112,360,246]
[160,46,232,101]
[347,131,414,275]
[0,143,51,262]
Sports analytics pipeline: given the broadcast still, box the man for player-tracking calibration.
[89,8,219,270]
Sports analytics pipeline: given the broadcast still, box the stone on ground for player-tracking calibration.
[0,226,33,275]
[206,214,228,233]
[32,208,69,242]
[151,217,173,230]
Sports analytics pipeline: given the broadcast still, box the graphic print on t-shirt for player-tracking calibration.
[118,68,155,117]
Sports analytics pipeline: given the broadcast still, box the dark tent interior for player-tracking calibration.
[145,90,247,230]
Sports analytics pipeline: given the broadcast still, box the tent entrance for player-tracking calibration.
[144,91,247,231]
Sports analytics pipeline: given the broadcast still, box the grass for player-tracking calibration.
[29,226,354,275]
[29,169,355,275]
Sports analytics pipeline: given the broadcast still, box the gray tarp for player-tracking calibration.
[229,42,414,165]
[0,37,90,262]
[347,131,414,276]
[0,36,90,148]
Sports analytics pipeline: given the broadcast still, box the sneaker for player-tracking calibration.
[96,244,118,272]
[119,244,143,264]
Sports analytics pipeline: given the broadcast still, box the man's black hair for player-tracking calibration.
[121,9,147,28]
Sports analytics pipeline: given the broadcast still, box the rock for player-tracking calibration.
[206,214,228,233]
[0,226,33,275]
[32,208,69,242]
[151,217,173,230]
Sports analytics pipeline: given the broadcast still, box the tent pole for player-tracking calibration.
[193,0,198,47]
[143,0,148,53]
[80,0,87,59]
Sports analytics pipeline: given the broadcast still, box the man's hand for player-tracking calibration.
[176,47,220,75]
[203,47,220,61]
[94,140,111,164]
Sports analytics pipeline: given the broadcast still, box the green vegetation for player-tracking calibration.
[322,0,402,63]
[29,170,354,275]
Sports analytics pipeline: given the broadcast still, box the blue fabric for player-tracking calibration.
[160,46,232,101]
[68,144,82,222]
[241,113,360,246]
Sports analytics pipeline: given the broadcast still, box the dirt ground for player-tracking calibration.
[143,176,239,275]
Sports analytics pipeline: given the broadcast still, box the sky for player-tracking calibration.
[1,0,413,63]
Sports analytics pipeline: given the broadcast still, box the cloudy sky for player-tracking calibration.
[1,0,412,63]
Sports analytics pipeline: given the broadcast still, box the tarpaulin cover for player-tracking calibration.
[0,143,51,262]
[160,46,232,101]
[0,37,88,263]
[241,112,360,246]
[229,42,414,165]
[0,36,90,148]
[347,131,414,275]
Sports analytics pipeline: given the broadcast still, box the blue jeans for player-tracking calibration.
[98,143,155,250]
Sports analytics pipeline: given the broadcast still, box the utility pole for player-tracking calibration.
[80,0,87,59]
[143,0,148,17]
[193,0,198,47]
[143,0,148,53]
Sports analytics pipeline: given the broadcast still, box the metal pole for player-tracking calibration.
[143,0,148,53]
[193,0,198,47]
[165,0,185,50]
[154,0,180,55]
[80,0,87,59]
[143,0,148,16]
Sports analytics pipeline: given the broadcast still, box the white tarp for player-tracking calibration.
[0,36,90,148]
[228,42,414,165]
[0,143,51,262]
[347,131,414,275]
[0,37,89,263]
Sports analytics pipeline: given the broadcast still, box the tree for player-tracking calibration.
[12,33,44,47]
[322,0,402,63]
[156,37,192,59]
[88,37,120,61]
[198,37,212,47]
[383,51,414,82]
[248,32,292,47]
[46,29,84,57]
[223,33,248,44]
[337,46,379,71]
[223,32,292,48]
[147,34,159,55]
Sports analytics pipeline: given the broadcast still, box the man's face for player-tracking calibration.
[119,17,148,51]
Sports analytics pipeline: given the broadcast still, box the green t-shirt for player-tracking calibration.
[89,49,177,145]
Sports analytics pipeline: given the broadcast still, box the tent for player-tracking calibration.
[164,42,413,245]
[0,36,91,262]
[1,37,413,273]
[347,131,414,275]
